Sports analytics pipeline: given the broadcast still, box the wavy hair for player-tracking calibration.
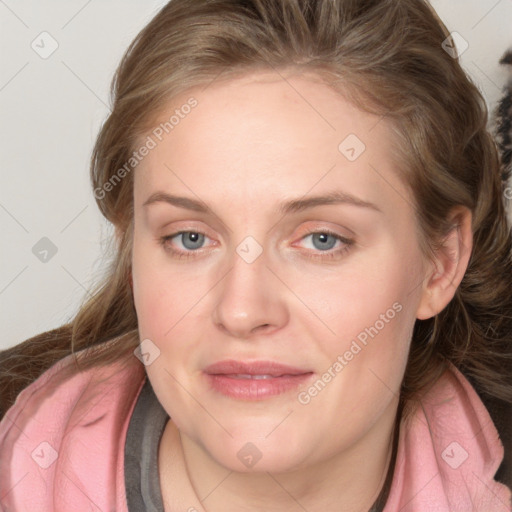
[2,0,511,485]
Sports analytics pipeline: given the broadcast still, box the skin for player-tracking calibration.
[129,69,473,511]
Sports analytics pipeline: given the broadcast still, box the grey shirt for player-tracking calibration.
[125,377,168,512]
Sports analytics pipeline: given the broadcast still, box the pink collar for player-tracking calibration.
[384,363,511,511]
[0,354,509,511]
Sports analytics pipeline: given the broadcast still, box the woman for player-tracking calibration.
[1,1,511,510]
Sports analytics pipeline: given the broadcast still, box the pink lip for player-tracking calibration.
[203,360,314,400]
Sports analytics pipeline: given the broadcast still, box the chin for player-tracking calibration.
[216,446,305,474]
[198,428,312,474]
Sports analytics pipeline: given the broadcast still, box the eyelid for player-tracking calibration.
[291,224,353,244]
[164,229,216,249]
[160,225,355,263]
[160,224,352,245]
[291,228,353,251]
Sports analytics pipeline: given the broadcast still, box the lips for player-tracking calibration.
[203,360,314,400]
[203,360,311,377]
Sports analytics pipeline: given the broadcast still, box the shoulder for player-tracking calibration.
[0,341,146,512]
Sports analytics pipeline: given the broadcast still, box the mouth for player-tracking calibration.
[203,360,314,400]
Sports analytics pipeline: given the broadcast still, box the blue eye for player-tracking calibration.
[159,231,209,258]
[297,230,354,261]
[159,229,354,261]
[305,232,338,251]
[176,231,205,250]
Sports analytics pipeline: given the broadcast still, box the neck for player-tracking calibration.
[163,400,401,512]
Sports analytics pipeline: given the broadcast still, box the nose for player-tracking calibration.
[212,244,289,340]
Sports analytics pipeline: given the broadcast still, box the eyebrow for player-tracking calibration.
[143,190,382,215]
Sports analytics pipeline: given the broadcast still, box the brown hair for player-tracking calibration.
[2,0,511,484]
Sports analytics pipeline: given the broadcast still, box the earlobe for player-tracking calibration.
[416,207,473,320]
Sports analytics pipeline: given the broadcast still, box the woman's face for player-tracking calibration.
[131,70,431,472]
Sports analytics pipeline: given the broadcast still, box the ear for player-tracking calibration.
[416,206,473,320]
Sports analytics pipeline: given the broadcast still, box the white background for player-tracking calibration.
[1,0,511,350]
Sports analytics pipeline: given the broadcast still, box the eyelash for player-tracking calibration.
[158,229,354,261]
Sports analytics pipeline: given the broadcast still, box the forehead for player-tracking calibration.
[133,70,410,218]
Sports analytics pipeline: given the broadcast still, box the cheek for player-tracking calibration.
[131,238,209,339]
[298,248,420,404]
[301,248,418,348]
